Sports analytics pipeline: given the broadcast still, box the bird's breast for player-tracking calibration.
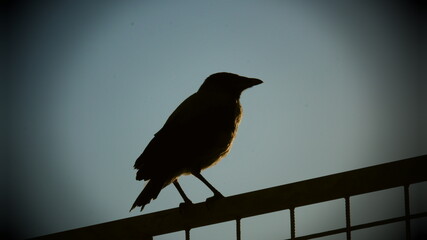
[195,101,242,170]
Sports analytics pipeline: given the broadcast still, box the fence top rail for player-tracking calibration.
[35,155,427,240]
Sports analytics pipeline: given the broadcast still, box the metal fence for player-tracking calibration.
[35,155,426,240]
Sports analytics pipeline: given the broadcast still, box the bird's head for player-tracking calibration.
[198,72,263,97]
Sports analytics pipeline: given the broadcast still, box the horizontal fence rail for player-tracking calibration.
[35,155,427,240]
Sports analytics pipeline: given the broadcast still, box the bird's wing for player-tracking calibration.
[134,92,237,180]
[155,93,202,137]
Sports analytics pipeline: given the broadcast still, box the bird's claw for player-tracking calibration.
[207,194,224,202]
[205,193,225,209]
[178,201,193,214]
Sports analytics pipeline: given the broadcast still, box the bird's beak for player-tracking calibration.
[235,76,263,91]
[250,78,263,86]
[246,78,263,88]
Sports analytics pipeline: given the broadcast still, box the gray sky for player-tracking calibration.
[4,1,426,239]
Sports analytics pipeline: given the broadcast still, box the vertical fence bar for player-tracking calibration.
[185,229,190,240]
[290,207,296,240]
[345,196,351,240]
[404,184,411,240]
[236,218,241,240]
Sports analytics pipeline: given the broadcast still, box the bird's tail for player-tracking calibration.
[130,179,164,212]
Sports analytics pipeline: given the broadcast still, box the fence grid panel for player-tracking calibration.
[35,155,427,240]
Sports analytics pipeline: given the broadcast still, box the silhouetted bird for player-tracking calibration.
[131,72,263,211]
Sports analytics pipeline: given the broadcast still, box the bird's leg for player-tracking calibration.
[173,180,192,203]
[192,171,224,199]
[173,180,193,213]
[173,179,194,211]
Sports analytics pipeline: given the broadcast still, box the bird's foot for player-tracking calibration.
[209,192,224,200]
[178,201,193,214]
[205,193,225,209]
